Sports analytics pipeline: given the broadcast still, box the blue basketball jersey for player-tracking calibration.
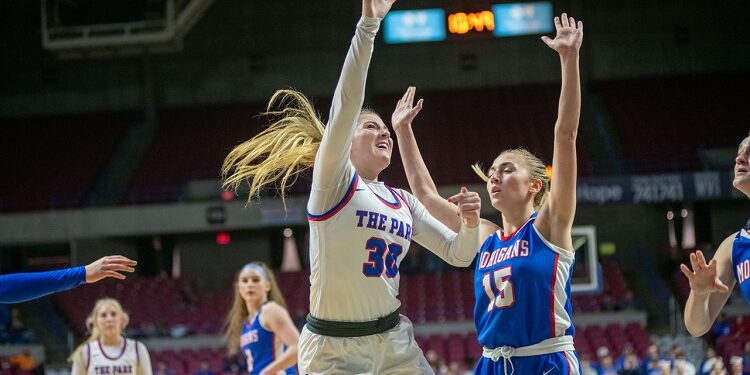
[731,229,750,305]
[240,304,297,375]
[473,213,576,349]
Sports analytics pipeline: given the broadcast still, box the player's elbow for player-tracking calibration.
[684,320,709,338]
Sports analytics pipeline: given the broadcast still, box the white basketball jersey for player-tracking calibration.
[85,338,141,375]
[307,170,415,321]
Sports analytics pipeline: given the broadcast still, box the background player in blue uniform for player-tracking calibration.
[224,262,298,375]
[1,255,137,304]
[682,132,750,336]
[394,12,585,375]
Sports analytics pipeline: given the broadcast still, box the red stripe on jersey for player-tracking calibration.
[498,217,533,242]
[550,253,560,338]
[389,187,411,212]
[307,174,358,222]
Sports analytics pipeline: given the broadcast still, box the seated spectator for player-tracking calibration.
[425,349,443,374]
[222,353,247,374]
[708,358,727,375]
[713,314,732,338]
[673,350,697,375]
[620,352,642,374]
[643,344,663,374]
[155,361,175,375]
[729,356,742,375]
[579,353,597,375]
[617,343,638,369]
[193,361,215,375]
[700,347,721,375]
[593,347,618,375]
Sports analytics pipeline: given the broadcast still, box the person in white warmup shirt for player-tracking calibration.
[221,1,482,373]
[69,298,152,375]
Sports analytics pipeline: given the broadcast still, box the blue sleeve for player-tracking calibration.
[0,266,87,304]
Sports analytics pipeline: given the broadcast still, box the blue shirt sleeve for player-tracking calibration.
[0,266,87,304]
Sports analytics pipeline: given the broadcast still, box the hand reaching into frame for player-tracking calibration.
[85,255,137,284]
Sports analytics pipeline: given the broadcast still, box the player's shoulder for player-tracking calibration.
[261,301,288,316]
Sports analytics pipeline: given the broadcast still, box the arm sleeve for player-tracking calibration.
[0,266,86,304]
[406,191,480,267]
[308,16,380,214]
[137,342,153,375]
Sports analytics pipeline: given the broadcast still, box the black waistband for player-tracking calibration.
[305,309,401,337]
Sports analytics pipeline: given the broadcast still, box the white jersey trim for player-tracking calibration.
[531,225,575,260]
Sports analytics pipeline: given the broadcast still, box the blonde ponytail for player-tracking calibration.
[222,90,325,206]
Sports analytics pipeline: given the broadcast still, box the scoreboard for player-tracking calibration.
[383,2,553,44]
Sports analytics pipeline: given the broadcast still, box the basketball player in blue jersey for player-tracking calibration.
[682,132,750,337]
[224,262,298,375]
[221,0,482,372]
[394,13,585,375]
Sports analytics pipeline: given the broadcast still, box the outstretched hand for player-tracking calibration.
[447,187,481,228]
[391,86,423,133]
[541,13,583,56]
[680,250,730,296]
[363,0,396,19]
[85,255,137,283]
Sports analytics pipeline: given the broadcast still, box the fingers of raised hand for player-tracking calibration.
[560,13,569,27]
[680,264,694,279]
[696,250,709,266]
[553,16,561,30]
[689,252,706,272]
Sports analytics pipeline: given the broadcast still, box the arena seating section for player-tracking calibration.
[2,74,745,212]
[0,112,133,212]
[53,259,648,373]
[596,73,746,174]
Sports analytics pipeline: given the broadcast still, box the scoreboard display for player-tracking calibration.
[383,1,553,44]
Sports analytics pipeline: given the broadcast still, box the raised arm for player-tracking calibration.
[393,87,498,238]
[312,0,395,190]
[682,236,735,337]
[537,13,583,247]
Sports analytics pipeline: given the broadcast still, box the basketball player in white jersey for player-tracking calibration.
[70,298,152,375]
[221,0,482,373]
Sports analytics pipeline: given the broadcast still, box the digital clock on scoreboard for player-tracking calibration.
[383,1,553,44]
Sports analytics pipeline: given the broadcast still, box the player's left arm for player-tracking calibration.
[259,302,299,375]
[136,341,154,375]
[536,13,583,251]
[409,189,480,267]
